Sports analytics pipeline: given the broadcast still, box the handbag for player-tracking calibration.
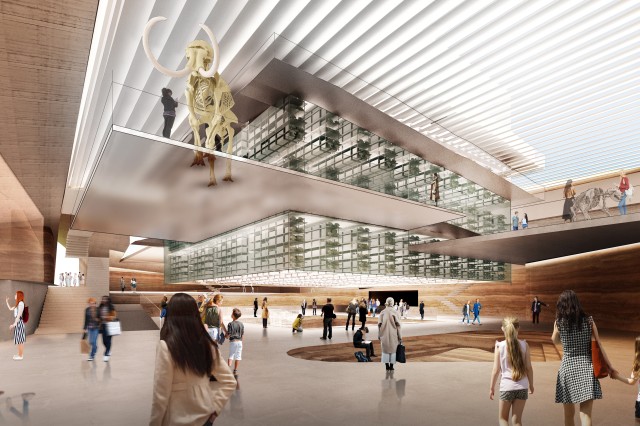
[80,332,90,354]
[591,340,608,378]
[217,331,226,345]
[396,343,406,363]
[105,320,122,336]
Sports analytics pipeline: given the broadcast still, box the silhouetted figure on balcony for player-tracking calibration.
[161,88,178,138]
[429,173,440,206]
[562,180,576,222]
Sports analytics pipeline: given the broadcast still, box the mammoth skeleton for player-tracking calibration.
[143,17,237,186]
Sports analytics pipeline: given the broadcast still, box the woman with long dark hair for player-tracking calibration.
[98,296,117,362]
[150,293,235,426]
[552,290,617,426]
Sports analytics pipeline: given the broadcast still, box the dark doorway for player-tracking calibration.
[368,290,418,308]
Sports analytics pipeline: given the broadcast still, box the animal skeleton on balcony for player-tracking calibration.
[571,187,621,221]
[143,17,237,186]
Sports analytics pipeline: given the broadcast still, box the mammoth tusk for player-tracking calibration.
[197,23,220,78]
[143,16,190,78]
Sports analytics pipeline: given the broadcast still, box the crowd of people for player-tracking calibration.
[8,287,640,425]
[57,272,85,287]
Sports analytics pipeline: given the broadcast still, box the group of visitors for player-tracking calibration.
[83,296,118,362]
[58,272,85,287]
[461,299,482,325]
[345,298,370,331]
[511,211,529,231]
[395,299,410,319]
[119,276,138,292]
[563,170,633,223]
[488,290,640,426]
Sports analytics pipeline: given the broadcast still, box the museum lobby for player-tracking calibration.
[1,1,639,425]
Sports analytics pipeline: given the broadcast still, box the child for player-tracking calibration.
[292,314,303,333]
[489,317,534,426]
[611,336,640,421]
[226,308,244,377]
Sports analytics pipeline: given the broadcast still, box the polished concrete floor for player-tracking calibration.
[0,317,638,425]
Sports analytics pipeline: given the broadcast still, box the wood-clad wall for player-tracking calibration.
[524,243,640,332]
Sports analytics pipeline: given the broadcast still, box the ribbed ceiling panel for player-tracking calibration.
[71,0,640,198]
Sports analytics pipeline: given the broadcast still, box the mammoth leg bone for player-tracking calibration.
[187,90,205,167]
[204,153,217,186]
[222,125,235,182]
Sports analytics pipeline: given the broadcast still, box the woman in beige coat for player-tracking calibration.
[150,293,236,426]
[378,297,402,371]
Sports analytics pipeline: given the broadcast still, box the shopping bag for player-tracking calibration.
[80,333,90,354]
[105,321,121,336]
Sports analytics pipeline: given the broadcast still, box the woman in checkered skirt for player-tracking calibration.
[552,290,617,425]
[5,291,26,360]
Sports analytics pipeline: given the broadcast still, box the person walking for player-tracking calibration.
[6,291,26,360]
[59,273,64,286]
[373,299,380,318]
[84,298,100,361]
[358,299,368,330]
[610,337,640,421]
[98,296,117,362]
[512,211,520,231]
[131,277,137,293]
[419,300,425,320]
[399,299,405,319]
[312,298,318,316]
[353,326,376,361]
[72,273,78,287]
[346,298,358,331]
[253,298,258,318]
[292,314,304,333]
[80,273,85,286]
[552,290,616,426]
[320,298,334,340]
[205,294,227,341]
[462,300,471,325]
[226,308,244,377]
[521,213,529,229]
[149,293,236,426]
[261,297,269,329]
[301,299,307,316]
[618,169,630,215]
[378,297,402,371]
[160,295,168,326]
[472,298,482,325]
[489,317,534,426]
[120,276,125,292]
[160,88,178,139]
[531,297,548,324]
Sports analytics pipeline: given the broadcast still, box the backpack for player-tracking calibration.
[354,351,369,362]
[22,306,29,323]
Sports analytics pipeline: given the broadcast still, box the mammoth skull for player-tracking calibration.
[142,16,220,78]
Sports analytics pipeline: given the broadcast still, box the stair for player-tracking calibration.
[36,286,91,335]
[440,299,461,315]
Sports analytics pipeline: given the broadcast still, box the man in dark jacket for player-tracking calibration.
[531,296,548,324]
[353,326,376,361]
[320,298,335,340]
[253,298,258,317]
